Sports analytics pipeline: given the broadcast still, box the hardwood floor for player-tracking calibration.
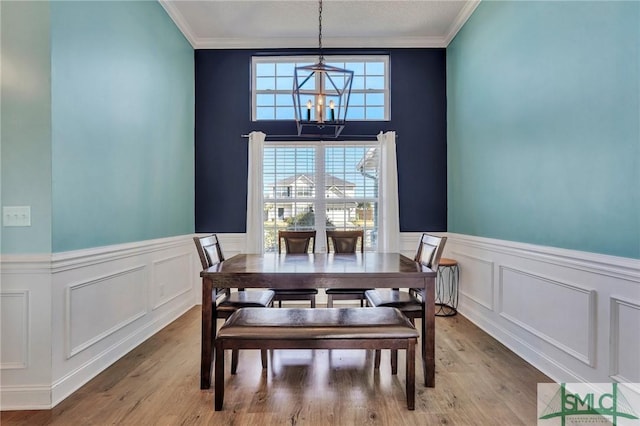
[2,306,551,425]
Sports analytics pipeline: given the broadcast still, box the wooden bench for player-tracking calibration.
[214,307,419,410]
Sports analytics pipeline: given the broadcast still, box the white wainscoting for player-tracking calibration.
[444,233,640,385]
[0,235,200,410]
[2,232,638,409]
[0,256,53,409]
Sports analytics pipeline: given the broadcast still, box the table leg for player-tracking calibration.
[422,276,436,387]
[201,277,214,389]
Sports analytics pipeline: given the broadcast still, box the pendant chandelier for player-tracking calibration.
[292,0,354,138]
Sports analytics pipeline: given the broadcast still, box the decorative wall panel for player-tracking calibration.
[65,266,147,358]
[152,252,193,310]
[499,266,596,366]
[0,291,29,369]
[452,250,494,310]
[610,297,640,383]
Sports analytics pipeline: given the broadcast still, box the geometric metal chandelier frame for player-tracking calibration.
[292,0,353,138]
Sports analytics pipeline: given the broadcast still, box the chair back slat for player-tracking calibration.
[326,230,364,253]
[278,230,316,254]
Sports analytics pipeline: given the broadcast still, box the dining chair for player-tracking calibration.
[271,230,319,307]
[324,230,372,307]
[193,234,275,373]
[364,233,447,372]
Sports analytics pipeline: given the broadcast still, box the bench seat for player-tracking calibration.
[214,307,418,410]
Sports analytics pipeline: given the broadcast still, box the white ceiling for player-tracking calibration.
[160,0,480,49]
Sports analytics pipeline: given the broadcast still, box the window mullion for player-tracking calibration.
[315,144,327,252]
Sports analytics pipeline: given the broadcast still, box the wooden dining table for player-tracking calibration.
[199,252,437,390]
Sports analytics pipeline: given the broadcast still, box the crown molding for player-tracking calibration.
[443,0,482,46]
[158,0,197,48]
[190,35,449,50]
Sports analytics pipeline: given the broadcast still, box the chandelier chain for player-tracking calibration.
[318,0,323,62]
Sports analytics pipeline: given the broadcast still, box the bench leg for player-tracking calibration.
[214,341,225,411]
[327,295,333,308]
[231,349,239,374]
[406,340,416,410]
[374,349,381,369]
[261,349,268,369]
[391,350,398,375]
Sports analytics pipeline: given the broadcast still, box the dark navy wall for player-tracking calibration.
[195,48,447,233]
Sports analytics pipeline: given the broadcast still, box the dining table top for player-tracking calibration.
[200,252,437,279]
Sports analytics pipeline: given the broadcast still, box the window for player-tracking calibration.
[252,56,389,121]
[263,142,379,252]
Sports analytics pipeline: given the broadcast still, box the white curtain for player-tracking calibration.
[245,131,266,253]
[377,131,400,252]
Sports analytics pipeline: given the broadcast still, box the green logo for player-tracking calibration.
[538,383,639,425]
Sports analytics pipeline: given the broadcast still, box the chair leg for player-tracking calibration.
[260,349,268,369]
[406,340,416,410]
[327,294,333,308]
[391,349,398,375]
[311,295,316,308]
[374,349,381,369]
[214,342,224,411]
[231,349,239,374]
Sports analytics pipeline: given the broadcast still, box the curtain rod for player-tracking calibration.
[240,134,397,140]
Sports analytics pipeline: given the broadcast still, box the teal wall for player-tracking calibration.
[447,1,640,259]
[50,1,194,252]
[1,1,194,254]
[1,1,53,254]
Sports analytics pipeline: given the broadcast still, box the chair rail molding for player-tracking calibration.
[0,234,199,411]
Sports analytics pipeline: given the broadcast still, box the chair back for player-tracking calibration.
[326,230,364,253]
[193,234,230,299]
[278,230,316,254]
[414,233,447,270]
[194,234,225,269]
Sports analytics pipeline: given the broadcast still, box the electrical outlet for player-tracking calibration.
[3,206,31,227]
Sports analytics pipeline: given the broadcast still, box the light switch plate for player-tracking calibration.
[3,206,31,227]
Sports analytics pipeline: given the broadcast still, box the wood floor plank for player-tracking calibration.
[1,306,552,425]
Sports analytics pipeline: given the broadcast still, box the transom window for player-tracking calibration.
[252,55,389,121]
[263,142,379,252]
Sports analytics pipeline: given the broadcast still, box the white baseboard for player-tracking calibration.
[0,385,52,411]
